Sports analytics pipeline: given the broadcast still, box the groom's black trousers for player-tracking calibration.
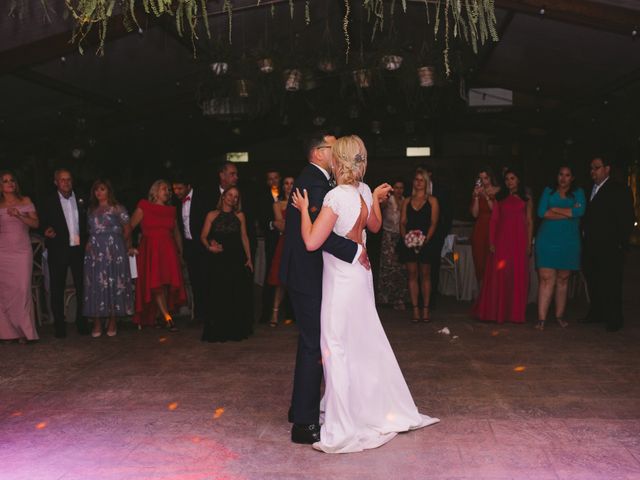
[288,287,323,425]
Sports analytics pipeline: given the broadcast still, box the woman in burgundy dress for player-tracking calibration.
[473,168,533,324]
[130,180,186,331]
[470,167,500,283]
[266,176,294,327]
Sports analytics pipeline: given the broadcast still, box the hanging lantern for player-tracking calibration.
[210,62,229,76]
[371,120,382,135]
[381,55,403,71]
[284,69,302,91]
[257,58,274,73]
[417,66,435,87]
[353,69,372,88]
[236,79,249,98]
[317,59,337,73]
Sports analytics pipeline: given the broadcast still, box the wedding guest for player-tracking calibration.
[266,175,294,327]
[534,166,586,331]
[581,155,635,332]
[200,186,254,342]
[258,169,282,324]
[473,168,533,324]
[423,164,452,308]
[0,171,39,343]
[172,177,215,323]
[39,168,90,338]
[398,168,440,323]
[130,180,186,331]
[83,179,134,337]
[470,167,500,283]
[213,161,239,206]
[376,179,408,310]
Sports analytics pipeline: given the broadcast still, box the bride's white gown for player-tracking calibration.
[314,183,440,454]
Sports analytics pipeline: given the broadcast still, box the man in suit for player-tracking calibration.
[213,161,239,207]
[258,169,282,324]
[39,168,89,338]
[580,155,635,332]
[280,131,370,444]
[424,164,453,308]
[172,178,215,323]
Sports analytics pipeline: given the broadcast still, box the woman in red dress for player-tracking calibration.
[473,168,533,324]
[470,167,500,283]
[266,176,294,327]
[130,180,186,331]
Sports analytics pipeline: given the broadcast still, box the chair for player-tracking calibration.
[30,235,47,325]
[439,234,461,301]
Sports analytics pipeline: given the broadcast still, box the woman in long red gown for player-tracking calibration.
[470,167,500,283]
[473,168,533,324]
[130,180,186,331]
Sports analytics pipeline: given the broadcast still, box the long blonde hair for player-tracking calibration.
[216,186,242,213]
[148,179,171,204]
[332,135,367,185]
[412,167,431,196]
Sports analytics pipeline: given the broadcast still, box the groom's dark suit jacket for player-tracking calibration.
[279,162,358,425]
[279,164,358,293]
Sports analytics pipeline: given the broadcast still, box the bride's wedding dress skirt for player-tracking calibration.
[314,251,440,454]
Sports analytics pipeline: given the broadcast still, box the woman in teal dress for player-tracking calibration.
[534,166,586,330]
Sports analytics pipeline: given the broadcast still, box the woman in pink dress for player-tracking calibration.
[130,180,186,331]
[0,171,39,343]
[473,168,533,324]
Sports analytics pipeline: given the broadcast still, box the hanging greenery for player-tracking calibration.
[24,0,496,73]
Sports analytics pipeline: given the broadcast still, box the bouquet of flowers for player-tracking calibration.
[404,229,426,253]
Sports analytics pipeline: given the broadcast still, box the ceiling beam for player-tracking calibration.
[495,0,640,36]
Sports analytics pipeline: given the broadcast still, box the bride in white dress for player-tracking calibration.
[292,135,439,453]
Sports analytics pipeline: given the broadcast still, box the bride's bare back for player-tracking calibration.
[345,194,368,245]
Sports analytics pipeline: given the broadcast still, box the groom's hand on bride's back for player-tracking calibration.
[358,247,371,270]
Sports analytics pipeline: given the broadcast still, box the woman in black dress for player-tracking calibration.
[399,168,440,323]
[199,186,254,342]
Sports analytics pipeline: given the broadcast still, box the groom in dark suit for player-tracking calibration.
[39,168,89,338]
[581,155,635,332]
[280,131,370,444]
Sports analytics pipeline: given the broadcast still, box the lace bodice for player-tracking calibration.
[323,183,373,242]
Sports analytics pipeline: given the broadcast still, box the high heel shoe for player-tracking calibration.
[269,308,279,328]
[556,317,568,328]
[411,305,420,323]
[165,315,179,332]
[535,320,545,331]
[422,306,431,323]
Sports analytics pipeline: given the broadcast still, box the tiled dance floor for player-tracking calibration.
[2,252,639,480]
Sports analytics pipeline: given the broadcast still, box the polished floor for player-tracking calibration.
[1,256,640,480]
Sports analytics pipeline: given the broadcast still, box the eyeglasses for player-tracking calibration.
[590,165,603,171]
[316,145,332,150]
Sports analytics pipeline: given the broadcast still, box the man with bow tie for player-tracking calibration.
[581,155,635,332]
[39,169,89,338]
[172,177,216,323]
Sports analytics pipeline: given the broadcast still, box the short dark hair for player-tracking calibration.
[218,161,235,175]
[171,176,191,187]
[303,130,335,160]
[591,154,611,167]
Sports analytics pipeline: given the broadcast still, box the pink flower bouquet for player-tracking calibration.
[404,229,426,253]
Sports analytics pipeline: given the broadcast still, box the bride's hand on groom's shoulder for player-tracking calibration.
[291,188,309,212]
[373,183,392,202]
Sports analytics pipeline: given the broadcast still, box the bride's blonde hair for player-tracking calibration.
[332,135,367,185]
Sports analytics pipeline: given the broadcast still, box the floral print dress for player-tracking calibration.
[83,205,134,317]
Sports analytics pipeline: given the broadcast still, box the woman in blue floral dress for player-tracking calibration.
[83,179,134,337]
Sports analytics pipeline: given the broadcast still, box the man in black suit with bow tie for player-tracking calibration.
[172,177,216,323]
[39,169,89,338]
[581,155,635,332]
[280,131,370,444]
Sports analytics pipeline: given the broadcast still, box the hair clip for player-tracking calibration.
[354,153,365,163]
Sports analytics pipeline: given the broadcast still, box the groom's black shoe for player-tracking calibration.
[291,423,320,444]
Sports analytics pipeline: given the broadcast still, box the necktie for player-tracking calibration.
[590,184,597,201]
[329,178,336,188]
[182,195,191,204]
